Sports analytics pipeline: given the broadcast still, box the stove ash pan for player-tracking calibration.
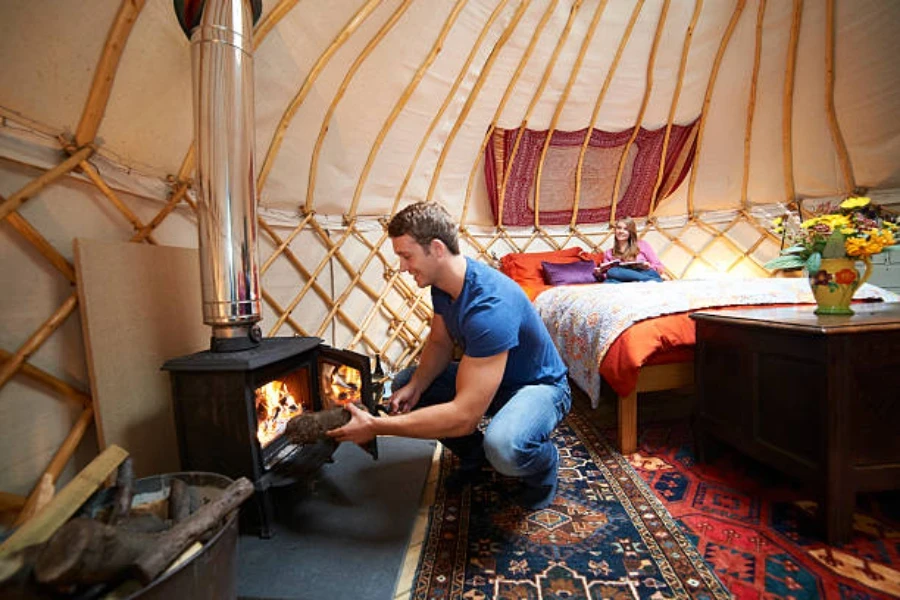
[162,337,378,536]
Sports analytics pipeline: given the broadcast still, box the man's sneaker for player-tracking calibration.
[515,476,559,510]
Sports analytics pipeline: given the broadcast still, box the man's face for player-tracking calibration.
[392,234,437,288]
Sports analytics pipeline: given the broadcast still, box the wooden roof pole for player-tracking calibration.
[824,0,855,193]
[609,0,671,224]
[532,0,608,227]
[13,407,94,527]
[740,0,766,209]
[650,0,702,216]
[423,0,528,209]
[494,0,582,222]
[349,0,483,218]
[0,349,91,409]
[252,0,302,43]
[0,146,93,224]
[570,0,645,229]
[77,159,159,244]
[0,293,78,390]
[782,0,803,204]
[394,0,532,216]
[306,0,414,214]
[257,0,383,191]
[75,0,147,147]
[460,0,556,227]
[259,213,315,275]
[4,211,76,283]
[687,0,746,217]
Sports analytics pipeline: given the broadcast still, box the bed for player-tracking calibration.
[499,250,899,454]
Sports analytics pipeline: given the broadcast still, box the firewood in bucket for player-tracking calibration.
[107,458,134,527]
[283,405,357,445]
[32,477,254,588]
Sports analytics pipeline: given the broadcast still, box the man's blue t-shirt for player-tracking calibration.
[431,257,567,389]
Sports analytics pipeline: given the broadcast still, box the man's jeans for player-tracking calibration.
[392,364,572,489]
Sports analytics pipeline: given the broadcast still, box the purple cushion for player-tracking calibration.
[541,260,598,285]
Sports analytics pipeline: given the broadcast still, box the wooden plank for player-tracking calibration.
[73,239,208,478]
[0,445,128,557]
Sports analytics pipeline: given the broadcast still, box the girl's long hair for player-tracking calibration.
[611,217,640,261]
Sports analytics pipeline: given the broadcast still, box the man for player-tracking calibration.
[328,201,571,509]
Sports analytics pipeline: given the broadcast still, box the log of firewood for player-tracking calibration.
[133,477,253,584]
[284,406,352,444]
[167,478,190,524]
[33,518,153,586]
[32,477,254,588]
[108,458,134,526]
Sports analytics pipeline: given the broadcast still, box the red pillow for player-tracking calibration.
[499,247,584,292]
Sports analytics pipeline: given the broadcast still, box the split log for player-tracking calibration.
[108,458,133,526]
[32,477,254,588]
[33,518,152,586]
[284,406,352,444]
[133,476,253,584]
[167,478,191,523]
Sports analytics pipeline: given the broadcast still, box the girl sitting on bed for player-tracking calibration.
[597,217,668,283]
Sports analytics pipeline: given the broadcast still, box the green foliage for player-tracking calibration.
[821,231,847,258]
[763,254,807,270]
[806,251,821,274]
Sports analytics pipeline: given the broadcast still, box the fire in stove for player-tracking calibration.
[255,369,312,448]
[321,362,363,407]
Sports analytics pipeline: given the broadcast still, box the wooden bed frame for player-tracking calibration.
[615,361,694,454]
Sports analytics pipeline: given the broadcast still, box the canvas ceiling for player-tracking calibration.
[2,0,899,226]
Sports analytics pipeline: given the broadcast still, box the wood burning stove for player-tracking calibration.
[162,337,378,537]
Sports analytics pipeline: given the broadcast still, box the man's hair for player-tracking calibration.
[387,202,460,255]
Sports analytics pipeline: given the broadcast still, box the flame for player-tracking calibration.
[326,364,362,407]
[255,379,304,448]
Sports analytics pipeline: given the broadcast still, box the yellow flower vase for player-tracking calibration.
[808,256,872,315]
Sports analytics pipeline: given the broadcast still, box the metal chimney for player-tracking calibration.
[189,0,262,351]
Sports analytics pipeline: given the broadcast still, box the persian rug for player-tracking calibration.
[406,409,731,599]
[623,421,900,599]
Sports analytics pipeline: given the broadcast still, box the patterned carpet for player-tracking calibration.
[624,421,900,599]
[407,408,731,599]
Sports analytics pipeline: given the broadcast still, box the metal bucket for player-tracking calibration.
[79,472,239,600]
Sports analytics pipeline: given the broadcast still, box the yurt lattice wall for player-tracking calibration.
[2,0,889,527]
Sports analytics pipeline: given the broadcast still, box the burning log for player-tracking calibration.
[31,477,254,588]
[283,405,353,445]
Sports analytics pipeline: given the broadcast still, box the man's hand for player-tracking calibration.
[389,382,421,414]
[326,403,377,445]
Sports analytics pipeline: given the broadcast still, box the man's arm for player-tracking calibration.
[389,314,455,414]
[328,351,507,444]
[406,314,455,392]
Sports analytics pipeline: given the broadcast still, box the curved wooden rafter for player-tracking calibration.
[532,0,608,226]
[461,0,558,226]
[571,0,645,228]
[495,0,583,223]
[257,0,384,192]
[687,0,747,216]
[781,0,804,203]
[305,0,414,214]
[609,0,671,224]
[348,0,473,218]
[740,0,766,209]
[650,0,702,216]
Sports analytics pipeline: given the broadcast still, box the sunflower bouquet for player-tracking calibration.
[765,196,899,273]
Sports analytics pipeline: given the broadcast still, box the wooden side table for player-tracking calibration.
[690,303,900,544]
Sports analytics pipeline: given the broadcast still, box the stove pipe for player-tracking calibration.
[190,0,262,352]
